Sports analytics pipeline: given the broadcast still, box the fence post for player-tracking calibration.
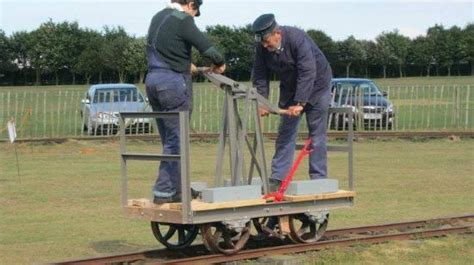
[442,86,448,129]
[7,92,11,129]
[0,93,4,137]
[432,85,437,130]
[20,92,26,139]
[453,85,461,129]
[465,85,470,130]
[457,85,461,129]
[409,86,414,130]
[396,86,401,131]
[357,88,364,131]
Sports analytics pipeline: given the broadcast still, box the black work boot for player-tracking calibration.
[191,188,202,199]
[268,179,282,192]
[153,193,182,204]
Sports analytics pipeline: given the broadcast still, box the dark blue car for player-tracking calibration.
[329,78,395,130]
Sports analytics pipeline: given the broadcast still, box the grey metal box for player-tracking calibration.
[286,179,338,195]
[201,185,262,203]
[224,177,262,186]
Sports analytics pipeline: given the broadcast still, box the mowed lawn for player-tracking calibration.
[0,138,473,264]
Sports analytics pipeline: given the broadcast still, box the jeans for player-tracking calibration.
[145,71,192,197]
[271,91,331,181]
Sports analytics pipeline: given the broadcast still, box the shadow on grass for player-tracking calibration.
[90,240,152,254]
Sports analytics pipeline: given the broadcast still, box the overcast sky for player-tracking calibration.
[0,0,473,41]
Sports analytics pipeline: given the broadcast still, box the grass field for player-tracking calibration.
[0,137,473,264]
[0,76,473,140]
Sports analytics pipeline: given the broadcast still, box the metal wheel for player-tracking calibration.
[250,216,283,241]
[288,213,329,243]
[150,222,199,250]
[201,221,251,255]
[250,217,270,241]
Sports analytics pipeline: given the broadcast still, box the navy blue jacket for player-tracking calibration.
[252,26,332,108]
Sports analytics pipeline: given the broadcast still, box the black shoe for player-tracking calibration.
[153,193,182,204]
[191,188,202,199]
[268,179,282,192]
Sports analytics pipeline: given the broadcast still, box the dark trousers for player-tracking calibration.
[271,91,331,181]
[145,71,192,197]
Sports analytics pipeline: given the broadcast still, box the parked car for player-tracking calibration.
[329,78,395,130]
[80,84,152,135]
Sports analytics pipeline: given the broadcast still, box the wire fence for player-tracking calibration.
[0,84,472,140]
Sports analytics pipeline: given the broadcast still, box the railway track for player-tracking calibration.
[3,130,474,144]
[53,215,473,265]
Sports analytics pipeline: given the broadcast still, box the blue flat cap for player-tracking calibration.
[251,14,278,42]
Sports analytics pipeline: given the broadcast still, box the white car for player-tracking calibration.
[80,84,152,135]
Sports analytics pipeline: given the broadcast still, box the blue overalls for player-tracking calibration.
[253,26,332,180]
[145,14,193,199]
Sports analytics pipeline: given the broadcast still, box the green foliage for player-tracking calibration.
[74,30,106,84]
[27,20,86,85]
[463,23,474,75]
[103,26,133,83]
[358,40,377,77]
[407,36,434,76]
[124,37,147,83]
[0,30,14,73]
[374,32,397,78]
[382,30,411,77]
[337,36,364,77]
[8,31,31,71]
[0,20,473,85]
[205,24,255,80]
[307,29,338,64]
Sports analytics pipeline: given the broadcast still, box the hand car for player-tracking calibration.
[80,84,152,135]
[329,78,395,130]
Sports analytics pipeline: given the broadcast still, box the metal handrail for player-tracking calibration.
[119,111,193,224]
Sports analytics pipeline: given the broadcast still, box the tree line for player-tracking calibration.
[0,20,472,86]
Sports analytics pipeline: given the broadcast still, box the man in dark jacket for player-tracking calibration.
[251,14,333,191]
[146,0,225,203]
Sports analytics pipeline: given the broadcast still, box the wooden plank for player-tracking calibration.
[125,199,183,223]
[127,198,175,210]
[279,216,291,234]
[169,198,267,212]
[283,190,356,202]
[123,206,183,223]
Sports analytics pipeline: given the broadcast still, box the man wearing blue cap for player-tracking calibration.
[146,0,226,203]
[251,14,333,191]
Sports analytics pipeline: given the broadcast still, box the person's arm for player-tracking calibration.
[180,17,225,67]
[293,32,317,104]
[252,44,270,98]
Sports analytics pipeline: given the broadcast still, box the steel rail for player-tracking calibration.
[3,130,474,144]
[324,214,474,237]
[161,225,472,265]
[52,215,473,265]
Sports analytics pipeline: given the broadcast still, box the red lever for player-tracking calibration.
[263,138,313,202]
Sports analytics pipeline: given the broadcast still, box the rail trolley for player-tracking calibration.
[119,72,355,255]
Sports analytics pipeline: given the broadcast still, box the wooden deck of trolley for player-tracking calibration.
[126,190,355,212]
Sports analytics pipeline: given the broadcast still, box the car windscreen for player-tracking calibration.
[93,88,144,103]
[333,81,381,97]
